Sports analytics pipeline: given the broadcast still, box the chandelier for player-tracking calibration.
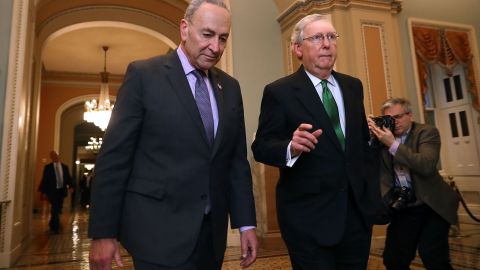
[85,137,103,154]
[83,46,114,131]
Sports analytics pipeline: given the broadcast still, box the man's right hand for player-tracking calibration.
[290,123,323,157]
[367,116,395,147]
[89,238,123,270]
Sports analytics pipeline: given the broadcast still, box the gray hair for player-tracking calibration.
[381,98,412,114]
[291,14,331,45]
[184,0,229,22]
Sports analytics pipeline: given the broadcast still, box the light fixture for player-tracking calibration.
[85,137,103,153]
[83,46,114,131]
[84,164,95,171]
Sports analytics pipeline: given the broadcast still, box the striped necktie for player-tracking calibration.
[192,70,214,146]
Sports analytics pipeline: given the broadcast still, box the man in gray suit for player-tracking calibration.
[369,98,459,270]
[88,1,257,269]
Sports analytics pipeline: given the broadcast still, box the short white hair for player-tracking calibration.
[290,14,331,46]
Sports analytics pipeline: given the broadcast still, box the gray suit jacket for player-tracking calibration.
[88,51,256,266]
[379,122,459,224]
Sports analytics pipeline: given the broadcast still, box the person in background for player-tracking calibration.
[88,0,257,269]
[39,150,73,234]
[79,170,92,208]
[252,14,380,269]
[368,97,459,270]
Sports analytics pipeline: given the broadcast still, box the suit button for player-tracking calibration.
[200,194,208,200]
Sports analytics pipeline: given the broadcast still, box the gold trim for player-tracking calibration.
[277,0,402,31]
[361,22,392,112]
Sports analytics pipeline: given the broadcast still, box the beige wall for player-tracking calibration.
[230,0,284,158]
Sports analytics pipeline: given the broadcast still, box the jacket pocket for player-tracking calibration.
[126,178,166,201]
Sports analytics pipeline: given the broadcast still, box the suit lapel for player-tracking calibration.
[292,67,343,152]
[333,71,352,152]
[209,69,225,157]
[403,122,416,147]
[164,52,212,147]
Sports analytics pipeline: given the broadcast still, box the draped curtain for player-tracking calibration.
[412,26,479,111]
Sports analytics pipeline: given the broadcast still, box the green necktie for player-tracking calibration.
[320,80,345,150]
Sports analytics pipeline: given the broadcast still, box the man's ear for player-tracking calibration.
[292,43,303,59]
[180,19,188,41]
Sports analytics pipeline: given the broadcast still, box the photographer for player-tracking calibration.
[368,98,459,270]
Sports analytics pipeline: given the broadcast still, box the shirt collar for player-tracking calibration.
[397,127,411,140]
[177,46,209,77]
[304,69,337,88]
[177,46,195,76]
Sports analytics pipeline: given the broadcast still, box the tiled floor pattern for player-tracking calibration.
[3,209,480,269]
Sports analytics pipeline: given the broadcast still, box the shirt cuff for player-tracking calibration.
[286,141,300,167]
[389,140,400,155]
[239,226,256,233]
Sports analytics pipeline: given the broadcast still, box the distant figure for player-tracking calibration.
[79,171,93,208]
[39,150,73,234]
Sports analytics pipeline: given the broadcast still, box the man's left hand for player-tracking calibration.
[239,229,258,268]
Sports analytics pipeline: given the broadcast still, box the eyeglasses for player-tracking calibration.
[391,112,410,120]
[303,32,339,44]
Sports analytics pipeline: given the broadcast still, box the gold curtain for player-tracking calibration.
[412,26,479,111]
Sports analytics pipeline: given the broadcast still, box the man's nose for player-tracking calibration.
[209,38,222,53]
[320,38,331,48]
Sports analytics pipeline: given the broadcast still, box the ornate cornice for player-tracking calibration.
[277,0,402,30]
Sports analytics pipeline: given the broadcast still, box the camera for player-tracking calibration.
[372,115,395,133]
[388,186,415,210]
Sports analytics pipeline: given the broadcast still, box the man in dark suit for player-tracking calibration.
[252,14,380,269]
[79,171,92,208]
[368,98,459,270]
[39,150,73,234]
[88,1,257,269]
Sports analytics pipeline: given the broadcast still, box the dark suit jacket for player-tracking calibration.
[88,51,256,266]
[252,66,380,251]
[379,122,459,224]
[39,162,72,199]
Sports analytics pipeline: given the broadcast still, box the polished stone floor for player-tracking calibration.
[3,207,480,270]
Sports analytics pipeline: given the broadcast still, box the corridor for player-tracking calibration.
[3,208,480,270]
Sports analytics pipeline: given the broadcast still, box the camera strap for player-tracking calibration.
[392,136,412,188]
[395,167,410,187]
[388,140,407,189]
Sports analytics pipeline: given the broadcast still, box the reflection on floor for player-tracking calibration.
[4,209,480,270]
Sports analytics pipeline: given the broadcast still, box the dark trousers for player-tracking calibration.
[133,214,223,270]
[48,189,65,232]
[383,203,453,270]
[288,195,372,270]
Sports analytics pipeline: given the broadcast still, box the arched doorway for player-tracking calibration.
[32,2,184,211]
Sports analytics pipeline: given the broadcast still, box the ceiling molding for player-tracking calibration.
[277,0,402,31]
[36,5,179,44]
[42,71,124,88]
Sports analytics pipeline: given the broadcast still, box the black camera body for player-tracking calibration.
[373,115,395,133]
[388,186,415,210]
